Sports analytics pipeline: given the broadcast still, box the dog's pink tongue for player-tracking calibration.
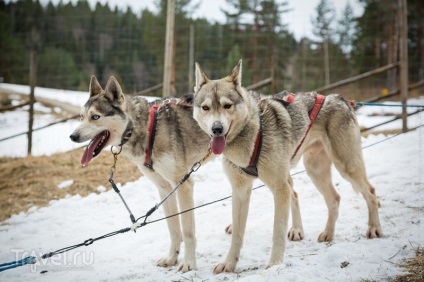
[211,136,226,155]
[81,135,101,167]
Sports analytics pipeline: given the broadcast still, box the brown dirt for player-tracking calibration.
[0,148,141,222]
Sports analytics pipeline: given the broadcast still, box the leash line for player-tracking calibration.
[355,101,424,108]
[109,146,137,226]
[135,148,212,229]
[361,123,424,150]
[0,256,37,272]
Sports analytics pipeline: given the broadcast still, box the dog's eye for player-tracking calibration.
[92,115,101,120]
[223,104,232,109]
[202,106,210,111]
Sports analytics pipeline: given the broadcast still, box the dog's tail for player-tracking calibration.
[177,94,194,110]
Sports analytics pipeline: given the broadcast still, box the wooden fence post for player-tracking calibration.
[162,0,175,97]
[27,26,40,156]
[28,49,37,156]
[399,0,408,132]
[188,24,194,93]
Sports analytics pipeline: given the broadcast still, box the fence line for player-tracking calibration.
[1,75,421,144]
[0,114,79,143]
[246,77,272,91]
[0,102,30,113]
[130,83,163,96]
[365,79,424,103]
[314,63,399,93]
[360,109,423,133]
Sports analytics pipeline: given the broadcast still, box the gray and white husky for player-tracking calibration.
[70,75,212,272]
[193,60,382,273]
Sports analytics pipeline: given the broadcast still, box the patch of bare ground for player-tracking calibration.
[0,148,141,222]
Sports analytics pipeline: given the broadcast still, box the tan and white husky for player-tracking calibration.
[192,60,382,273]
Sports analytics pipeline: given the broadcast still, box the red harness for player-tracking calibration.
[144,100,179,169]
[144,104,159,169]
[291,94,326,161]
[240,123,263,176]
[241,93,326,176]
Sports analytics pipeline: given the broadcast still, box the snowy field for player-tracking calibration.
[0,83,423,281]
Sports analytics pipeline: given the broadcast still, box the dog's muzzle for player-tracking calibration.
[70,132,80,142]
[211,121,224,137]
[210,121,226,155]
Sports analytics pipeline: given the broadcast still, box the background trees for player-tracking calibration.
[0,0,422,98]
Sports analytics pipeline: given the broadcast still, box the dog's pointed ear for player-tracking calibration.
[105,76,125,104]
[194,62,209,93]
[89,75,103,97]
[226,59,242,87]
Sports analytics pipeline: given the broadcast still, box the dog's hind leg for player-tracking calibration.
[303,141,341,242]
[144,170,182,268]
[214,160,253,274]
[288,176,304,241]
[175,177,197,272]
[329,138,383,239]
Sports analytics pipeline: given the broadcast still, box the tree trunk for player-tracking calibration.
[324,36,330,86]
[252,0,259,84]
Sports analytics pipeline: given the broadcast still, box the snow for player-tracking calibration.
[0,83,423,281]
[355,96,424,132]
[57,180,74,190]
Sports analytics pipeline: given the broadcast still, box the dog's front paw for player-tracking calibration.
[288,227,304,241]
[318,229,334,242]
[213,260,236,274]
[177,260,196,273]
[225,224,232,234]
[366,226,383,239]
[265,259,282,269]
[156,255,178,268]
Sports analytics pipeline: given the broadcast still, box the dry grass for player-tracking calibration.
[0,148,141,222]
[391,248,424,282]
[0,88,141,222]
[361,128,403,137]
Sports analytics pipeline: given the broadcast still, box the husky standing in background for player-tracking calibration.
[70,76,212,272]
[192,60,382,273]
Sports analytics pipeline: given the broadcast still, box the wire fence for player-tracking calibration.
[1,0,423,100]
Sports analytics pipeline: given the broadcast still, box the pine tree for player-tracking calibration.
[312,0,336,86]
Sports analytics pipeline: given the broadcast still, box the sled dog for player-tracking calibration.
[192,60,382,273]
[70,76,212,272]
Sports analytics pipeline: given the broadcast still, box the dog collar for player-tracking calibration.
[119,120,134,146]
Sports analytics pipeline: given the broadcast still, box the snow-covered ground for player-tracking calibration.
[0,83,423,281]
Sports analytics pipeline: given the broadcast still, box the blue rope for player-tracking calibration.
[0,256,36,272]
[356,101,424,108]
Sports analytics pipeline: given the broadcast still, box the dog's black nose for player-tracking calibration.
[212,123,224,136]
[70,133,79,142]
